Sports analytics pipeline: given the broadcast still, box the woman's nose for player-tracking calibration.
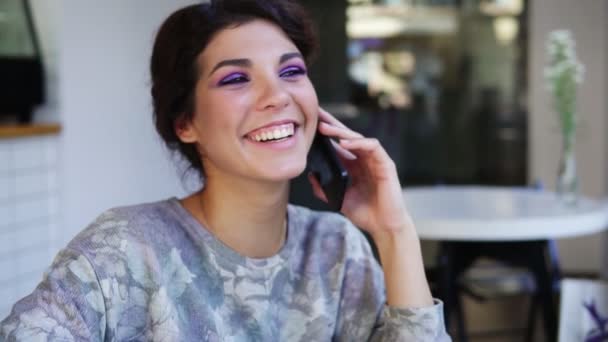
[255,77,290,111]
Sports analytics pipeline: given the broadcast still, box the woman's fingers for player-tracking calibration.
[330,138,357,161]
[340,137,381,151]
[319,121,392,168]
[318,107,349,129]
[307,172,328,203]
[339,137,394,167]
[316,108,395,177]
[318,121,363,140]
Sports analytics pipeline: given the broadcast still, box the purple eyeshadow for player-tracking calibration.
[216,64,307,86]
[280,65,307,77]
[218,72,248,86]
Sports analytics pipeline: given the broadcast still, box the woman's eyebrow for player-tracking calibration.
[208,58,251,77]
[280,52,304,64]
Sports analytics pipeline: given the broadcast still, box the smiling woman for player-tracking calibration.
[150,0,318,182]
[174,19,318,185]
[0,1,450,341]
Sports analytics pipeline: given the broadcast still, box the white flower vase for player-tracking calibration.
[556,135,579,205]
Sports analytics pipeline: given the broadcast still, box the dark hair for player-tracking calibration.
[150,0,318,178]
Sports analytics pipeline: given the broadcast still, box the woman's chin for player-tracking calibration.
[258,161,307,182]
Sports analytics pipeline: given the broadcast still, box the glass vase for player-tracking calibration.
[556,138,579,205]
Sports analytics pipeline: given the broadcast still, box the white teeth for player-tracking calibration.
[250,123,295,142]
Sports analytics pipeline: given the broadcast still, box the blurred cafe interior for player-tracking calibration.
[1,0,607,341]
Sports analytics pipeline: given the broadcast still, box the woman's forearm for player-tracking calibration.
[372,225,434,308]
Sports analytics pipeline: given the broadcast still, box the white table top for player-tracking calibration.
[403,186,608,241]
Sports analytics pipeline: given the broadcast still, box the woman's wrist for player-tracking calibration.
[372,224,421,273]
[369,216,417,246]
[371,222,434,308]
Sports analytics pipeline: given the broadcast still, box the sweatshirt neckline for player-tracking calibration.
[167,197,297,270]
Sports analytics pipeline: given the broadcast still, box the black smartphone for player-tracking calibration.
[306,132,351,211]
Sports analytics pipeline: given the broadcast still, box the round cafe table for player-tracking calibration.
[403,186,608,342]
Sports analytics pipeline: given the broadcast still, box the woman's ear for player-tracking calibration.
[174,115,199,143]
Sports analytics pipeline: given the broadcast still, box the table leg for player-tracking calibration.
[528,241,558,342]
[437,243,455,329]
[437,242,469,342]
[453,284,467,342]
[524,294,537,342]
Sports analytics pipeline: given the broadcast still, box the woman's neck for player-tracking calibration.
[182,175,290,258]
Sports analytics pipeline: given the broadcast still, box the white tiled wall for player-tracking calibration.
[0,135,58,319]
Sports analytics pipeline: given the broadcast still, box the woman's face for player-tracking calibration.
[179,19,318,184]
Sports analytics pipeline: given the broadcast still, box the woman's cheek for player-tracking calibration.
[211,89,252,112]
[292,81,318,112]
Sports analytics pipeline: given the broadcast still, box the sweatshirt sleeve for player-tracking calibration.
[370,301,451,341]
[0,248,106,341]
[334,226,451,342]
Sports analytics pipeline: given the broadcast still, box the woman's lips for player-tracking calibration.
[245,124,299,150]
[247,123,295,142]
[245,120,297,141]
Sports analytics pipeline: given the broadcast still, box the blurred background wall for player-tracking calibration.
[55,0,196,250]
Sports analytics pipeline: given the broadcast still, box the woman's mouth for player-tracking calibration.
[246,123,296,143]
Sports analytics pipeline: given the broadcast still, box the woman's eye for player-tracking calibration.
[280,66,307,78]
[218,73,249,86]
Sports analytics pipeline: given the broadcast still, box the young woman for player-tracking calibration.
[1,1,450,340]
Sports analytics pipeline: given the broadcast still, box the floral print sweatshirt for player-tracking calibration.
[1,198,450,341]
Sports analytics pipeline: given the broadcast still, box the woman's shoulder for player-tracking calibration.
[65,198,185,254]
[287,204,372,257]
[288,204,354,233]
